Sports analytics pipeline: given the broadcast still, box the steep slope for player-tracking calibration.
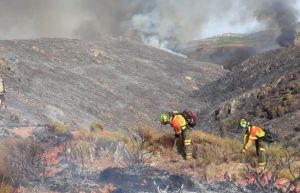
[194,46,300,146]
[0,38,225,130]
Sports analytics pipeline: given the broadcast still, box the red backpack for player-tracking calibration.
[181,110,197,127]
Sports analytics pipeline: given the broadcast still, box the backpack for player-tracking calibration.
[181,110,197,128]
[261,128,274,143]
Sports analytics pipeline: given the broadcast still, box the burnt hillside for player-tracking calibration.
[0,38,225,130]
[195,46,300,146]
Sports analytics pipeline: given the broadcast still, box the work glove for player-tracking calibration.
[241,148,246,153]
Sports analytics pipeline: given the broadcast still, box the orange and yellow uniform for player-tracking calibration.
[169,112,192,159]
[243,126,267,168]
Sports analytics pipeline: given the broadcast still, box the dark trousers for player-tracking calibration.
[182,128,192,159]
[255,140,267,168]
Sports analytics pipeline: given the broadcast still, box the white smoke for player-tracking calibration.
[132,9,160,48]
[131,0,209,50]
[0,0,298,50]
[130,0,299,50]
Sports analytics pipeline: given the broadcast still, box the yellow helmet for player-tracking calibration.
[240,119,250,128]
[160,113,170,125]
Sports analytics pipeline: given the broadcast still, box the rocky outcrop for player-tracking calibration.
[194,46,300,146]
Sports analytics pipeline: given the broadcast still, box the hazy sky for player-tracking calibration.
[199,0,300,38]
[199,14,262,38]
[0,0,298,44]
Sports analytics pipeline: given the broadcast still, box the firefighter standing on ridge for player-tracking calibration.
[240,119,267,171]
[160,110,196,160]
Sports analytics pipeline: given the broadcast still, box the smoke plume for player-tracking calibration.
[254,0,298,47]
[0,0,298,49]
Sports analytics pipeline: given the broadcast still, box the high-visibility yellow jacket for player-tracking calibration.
[244,126,265,150]
[170,114,188,135]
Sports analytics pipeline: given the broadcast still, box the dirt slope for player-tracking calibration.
[0,38,225,130]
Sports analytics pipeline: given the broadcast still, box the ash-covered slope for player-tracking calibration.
[0,38,225,130]
[195,47,300,145]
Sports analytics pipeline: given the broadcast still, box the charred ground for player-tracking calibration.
[0,38,224,130]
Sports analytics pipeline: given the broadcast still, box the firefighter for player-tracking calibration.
[240,119,267,171]
[160,111,192,160]
[0,76,5,110]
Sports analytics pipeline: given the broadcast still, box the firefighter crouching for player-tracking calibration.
[240,119,269,171]
[160,110,197,160]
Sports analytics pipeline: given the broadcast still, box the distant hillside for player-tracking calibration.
[182,29,300,70]
[0,38,225,130]
[184,45,257,70]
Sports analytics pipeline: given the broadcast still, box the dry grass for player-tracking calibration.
[272,160,300,182]
[155,129,300,182]
[267,145,300,180]
[205,162,247,181]
[0,122,299,190]
[127,128,249,181]
[192,130,241,150]
[90,121,104,132]
[49,121,70,135]
[0,139,18,193]
[79,127,128,144]
[190,130,243,167]
[48,122,300,180]
[0,138,22,171]
[0,183,14,193]
[278,169,297,181]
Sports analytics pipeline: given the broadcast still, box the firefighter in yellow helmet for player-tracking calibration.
[240,119,267,171]
[160,111,193,160]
